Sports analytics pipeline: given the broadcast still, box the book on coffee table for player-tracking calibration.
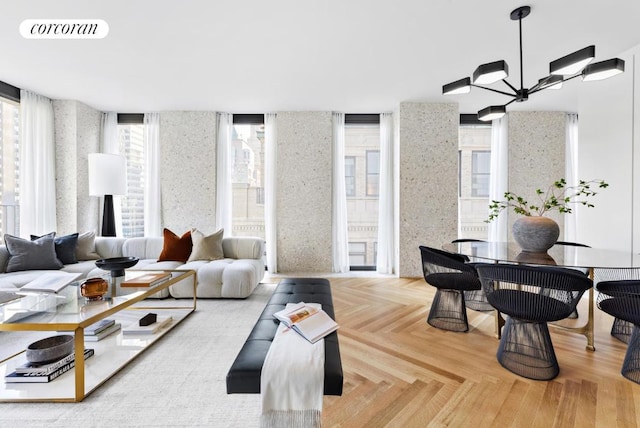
[84,318,116,335]
[85,323,121,342]
[5,349,94,383]
[121,272,172,288]
[20,272,81,293]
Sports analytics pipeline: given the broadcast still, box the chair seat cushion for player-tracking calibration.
[488,289,573,322]
[426,272,481,291]
[599,297,640,325]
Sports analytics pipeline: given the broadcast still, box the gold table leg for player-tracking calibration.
[74,327,85,402]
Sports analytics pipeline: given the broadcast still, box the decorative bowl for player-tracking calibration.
[26,335,74,364]
[80,277,109,300]
[95,256,139,277]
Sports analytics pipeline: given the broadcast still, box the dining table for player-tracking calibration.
[442,240,640,351]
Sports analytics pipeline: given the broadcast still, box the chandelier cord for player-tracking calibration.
[518,11,524,92]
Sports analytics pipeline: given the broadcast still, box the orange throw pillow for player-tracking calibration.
[157,228,193,262]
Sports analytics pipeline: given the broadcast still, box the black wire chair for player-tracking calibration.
[476,264,593,380]
[594,268,640,344]
[553,241,591,319]
[419,245,482,332]
[451,239,493,312]
[596,280,640,384]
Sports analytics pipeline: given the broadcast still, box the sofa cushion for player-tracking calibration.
[187,228,224,262]
[76,231,101,260]
[4,234,63,272]
[31,232,79,265]
[158,228,192,263]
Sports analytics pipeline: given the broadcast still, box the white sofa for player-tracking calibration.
[0,236,265,299]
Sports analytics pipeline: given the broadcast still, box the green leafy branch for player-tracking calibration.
[486,178,609,222]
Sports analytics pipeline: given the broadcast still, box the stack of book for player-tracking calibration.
[84,319,121,342]
[4,348,94,383]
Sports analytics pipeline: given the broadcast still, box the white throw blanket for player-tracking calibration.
[261,303,325,427]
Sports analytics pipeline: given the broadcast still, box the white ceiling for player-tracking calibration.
[2,0,640,115]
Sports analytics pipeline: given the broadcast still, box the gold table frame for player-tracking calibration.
[0,269,196,402]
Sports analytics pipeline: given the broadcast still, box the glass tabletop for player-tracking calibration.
[442,241,640,269]
[0,270,188,327]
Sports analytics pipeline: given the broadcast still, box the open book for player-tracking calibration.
[273,302,339,344]
[20,272,81,293]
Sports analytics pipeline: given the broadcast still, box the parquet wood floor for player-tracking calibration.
[312,276,640,427]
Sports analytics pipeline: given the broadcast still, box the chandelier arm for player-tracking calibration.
[501,79,519,93]
[529,80,543,92]
[528,74,582,95]
[470,84,517,98]
[504,98,519,107]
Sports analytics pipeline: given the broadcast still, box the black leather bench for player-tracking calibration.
[226,278,343,395]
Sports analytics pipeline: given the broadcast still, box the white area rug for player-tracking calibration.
[0,282,276,428]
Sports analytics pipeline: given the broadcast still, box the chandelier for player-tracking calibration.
[442,5,625,121]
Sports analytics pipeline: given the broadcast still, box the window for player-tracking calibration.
[348,242,366,266]
[345,156,356,197]
[0,95,20,237]
[458,116,491,240]
[471,151,490,197]
[118,120,145,237]
[231,115,265,240]
[366,150,380,197]
[345,114,380,269]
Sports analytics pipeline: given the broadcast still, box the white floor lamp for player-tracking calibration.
[88,153,127,237]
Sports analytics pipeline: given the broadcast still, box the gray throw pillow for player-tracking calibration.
[31,232,79,265]
[76,231,100,260]
[4,234,64,272]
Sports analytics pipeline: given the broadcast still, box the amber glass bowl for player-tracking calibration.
[80,277,109,300]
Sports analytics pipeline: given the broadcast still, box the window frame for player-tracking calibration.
[0,92,21,237]
[344,114,381,271]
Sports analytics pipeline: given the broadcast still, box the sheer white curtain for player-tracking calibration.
[565,113,579,242]
[100,112,123,235]
[144,113,162,237]
[488,116,509,242]
[19,90,56,237]
[216,113,233,234]
[332,112,349,273]
[376,112,395,274]
[264,113,278,273]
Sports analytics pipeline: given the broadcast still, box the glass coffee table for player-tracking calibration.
[0,269,196,402]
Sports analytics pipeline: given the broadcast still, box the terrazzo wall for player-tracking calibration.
[53,100,101,236]
[507,111,566,237]
[398,102,458,277]
[48,101,568,277]
[276,111,333,273]
[159,111,217,236]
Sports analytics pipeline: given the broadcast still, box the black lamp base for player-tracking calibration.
[101,194,116,237]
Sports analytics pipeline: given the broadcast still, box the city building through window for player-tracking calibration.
[118,121,145,237]
[345,114,380,270]
[231,115,265,241]
[458,116,491,240]
[0,96,20,237]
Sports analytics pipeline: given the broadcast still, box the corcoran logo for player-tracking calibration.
[20,19,109,39]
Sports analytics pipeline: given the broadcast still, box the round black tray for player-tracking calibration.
[95,256,139,277]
